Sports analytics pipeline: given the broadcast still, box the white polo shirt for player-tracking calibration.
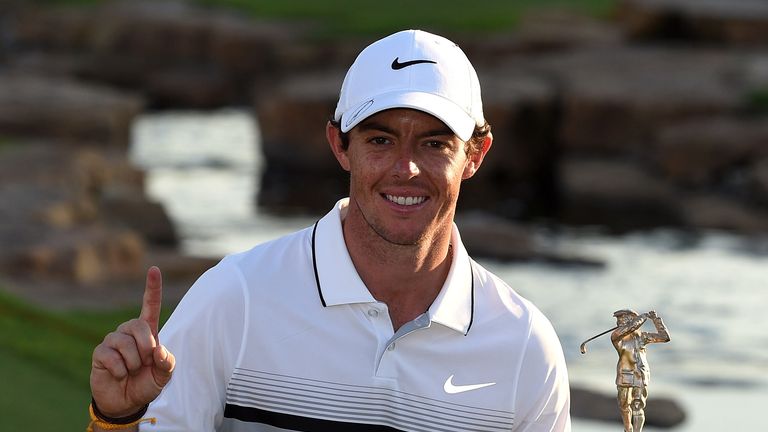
[144,198,570,432]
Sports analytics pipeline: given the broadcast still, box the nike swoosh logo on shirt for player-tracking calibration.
[391,57,437,70]
[443,374,496,394]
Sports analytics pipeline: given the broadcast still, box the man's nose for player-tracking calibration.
[393,151,420,179]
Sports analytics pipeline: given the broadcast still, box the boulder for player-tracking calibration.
[255,71,349,213]
[456,212,604,267]
[456,213,536,261]
[100,196,177,246]
[558,158,685,231]
[748,158,768,206]
[458,10,622,60]
[571,386,686,428]
[6,1,312,108]
[541,47,747,154]
[618,0,768,45]
[0,141,176,283]
[655,116,768,185]
[680,194,768,233]
[462,72,559,218]
[0,74,144,147]
[0,227,146,285]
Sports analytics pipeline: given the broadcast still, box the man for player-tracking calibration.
[611,309,671,432]
[89,29,571,431]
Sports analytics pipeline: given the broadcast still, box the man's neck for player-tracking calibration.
[341,209,453,331]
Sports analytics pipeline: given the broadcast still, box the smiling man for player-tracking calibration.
[88,30,571,432]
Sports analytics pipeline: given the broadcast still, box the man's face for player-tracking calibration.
[330,108,486,247]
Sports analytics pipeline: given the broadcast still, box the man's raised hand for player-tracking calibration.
[90,266,176,418]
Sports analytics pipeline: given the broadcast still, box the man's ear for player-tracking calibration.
[462,132,493,180]
[326,121,350,172]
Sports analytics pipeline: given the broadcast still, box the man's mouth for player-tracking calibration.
[384,194,427,206]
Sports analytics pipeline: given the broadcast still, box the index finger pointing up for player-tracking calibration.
[140,266,163,338]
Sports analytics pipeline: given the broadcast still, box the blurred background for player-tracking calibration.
[0,0,766,430]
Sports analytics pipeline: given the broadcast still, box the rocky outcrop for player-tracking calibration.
[0,75,143,147]
[0,86,177,286]
[558,158,684,231]
[456,213,604,267]
[571,386,686,428]
[4,0,315,108]
[618,0,768,44]
[256,72,348,213]
[0,143,165,285]
[655,116,768,185]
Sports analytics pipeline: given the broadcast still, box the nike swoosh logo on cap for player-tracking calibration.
[391,57,437,70]
[443,375,496,394]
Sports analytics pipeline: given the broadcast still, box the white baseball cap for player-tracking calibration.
[334,29,484,142]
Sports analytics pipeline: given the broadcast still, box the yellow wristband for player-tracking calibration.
[87,404,156,431]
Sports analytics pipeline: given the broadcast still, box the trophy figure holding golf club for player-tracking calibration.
[581,309,671,432]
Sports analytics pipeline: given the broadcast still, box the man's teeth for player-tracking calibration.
[386,195,426,206]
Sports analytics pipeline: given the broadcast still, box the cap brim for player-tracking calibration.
[340,91,477,142]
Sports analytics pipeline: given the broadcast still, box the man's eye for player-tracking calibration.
[426,140,447,149]
[370,137,390,145]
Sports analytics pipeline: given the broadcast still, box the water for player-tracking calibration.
[130,110,767,431]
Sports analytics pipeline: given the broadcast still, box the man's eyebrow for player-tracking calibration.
[419,127,454,138]
[356,121,396,135]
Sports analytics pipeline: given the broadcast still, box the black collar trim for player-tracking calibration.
[311,221,327,307]
[465,258,475,336]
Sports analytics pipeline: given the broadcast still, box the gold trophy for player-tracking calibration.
[581,309,671,432]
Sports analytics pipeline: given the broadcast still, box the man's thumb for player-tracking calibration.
[152,345,175,388]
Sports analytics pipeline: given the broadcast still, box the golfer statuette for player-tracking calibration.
[580,309,671,432]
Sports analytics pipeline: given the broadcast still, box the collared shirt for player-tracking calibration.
[144,199,571,431]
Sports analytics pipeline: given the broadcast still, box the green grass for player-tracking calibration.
[37,0,618,36]
[198,0,617,35]
[0,290,170,431]
[747,88,768,113]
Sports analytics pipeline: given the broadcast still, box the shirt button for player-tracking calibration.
[387,343,396,351]
[367,309,379,318]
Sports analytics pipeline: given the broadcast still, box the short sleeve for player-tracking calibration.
[512,310,571,432]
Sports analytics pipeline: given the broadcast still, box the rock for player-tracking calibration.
[458,10,622,59]
[0,74,144,147]
[655,116,768,185]
[513,10,623,52]
[1,227,146,285]
[618,0,768,45]
[456,213,536,261]
[463,72,559,218]
[748,158,768,205]
[144,66,236,109]
[255,71,349,213]
[0,141,176,283]
[558,158,685,231]
[680,195,768,233]
[148,248,220,282]
[456,212,604,267]
[541,47,747,154]
[6,1,312,108]
[100,196,177,246]
[257,71,343,167]
[571,386,686,427]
